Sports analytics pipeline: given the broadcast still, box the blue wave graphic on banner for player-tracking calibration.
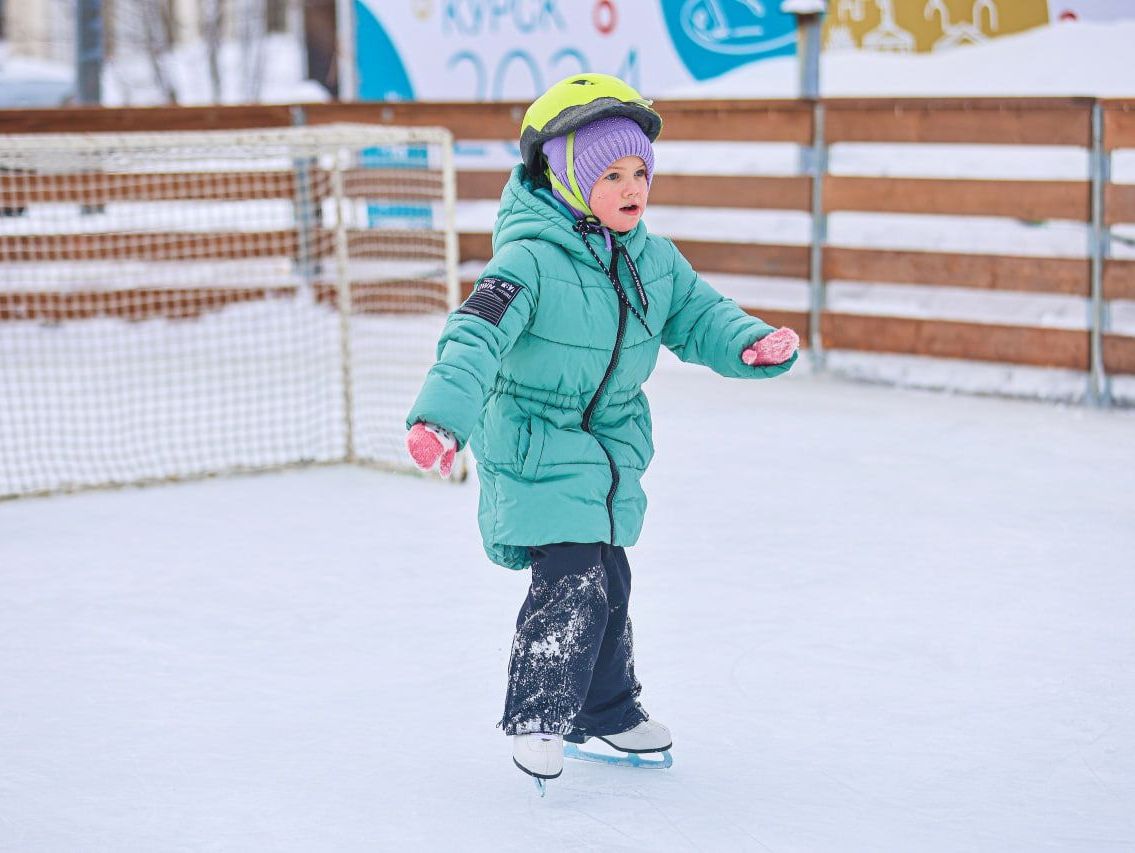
[660,0,797,81]
[356,2,414,100]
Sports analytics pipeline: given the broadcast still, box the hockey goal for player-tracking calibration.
[0,123,463,498]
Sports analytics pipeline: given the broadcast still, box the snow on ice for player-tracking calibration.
[2,355,1133,851]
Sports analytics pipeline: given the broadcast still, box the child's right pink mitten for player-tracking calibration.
[406,421,457,478]
[742,327,800,366]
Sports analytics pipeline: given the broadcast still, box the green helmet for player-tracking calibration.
[519,73,663,178]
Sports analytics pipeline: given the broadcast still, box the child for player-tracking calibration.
[405,74,799,786]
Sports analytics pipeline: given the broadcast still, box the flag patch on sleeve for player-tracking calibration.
[457,277,523,326]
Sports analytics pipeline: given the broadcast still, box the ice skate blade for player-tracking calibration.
[564,743,673,769]
[513,757,559,796]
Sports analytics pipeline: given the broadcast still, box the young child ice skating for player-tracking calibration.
[405,74,799,790]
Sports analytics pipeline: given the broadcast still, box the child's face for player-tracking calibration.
[588,156,649,232]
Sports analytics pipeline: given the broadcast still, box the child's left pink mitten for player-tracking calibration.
[406,421,458,478]
[742,327,799,366]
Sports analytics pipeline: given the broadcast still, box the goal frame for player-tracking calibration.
[0,123,465,499]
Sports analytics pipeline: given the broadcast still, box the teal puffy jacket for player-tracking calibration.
[407,166,796,569]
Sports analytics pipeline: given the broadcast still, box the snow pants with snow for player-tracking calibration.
[500,542,647,737]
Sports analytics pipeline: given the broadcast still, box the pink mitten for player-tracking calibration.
[406,422,458,478]
[742,327,800,366]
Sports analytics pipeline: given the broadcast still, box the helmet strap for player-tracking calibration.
[545,131,594,218]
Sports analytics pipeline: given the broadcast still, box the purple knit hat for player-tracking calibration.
[542,116,655,217]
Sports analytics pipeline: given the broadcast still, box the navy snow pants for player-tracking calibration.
[500,542,647,737]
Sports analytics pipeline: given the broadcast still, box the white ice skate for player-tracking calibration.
[512,733,563,796]
[601,719,672,752]
[564,719,673,769]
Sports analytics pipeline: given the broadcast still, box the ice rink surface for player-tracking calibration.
[3,354,1134,852]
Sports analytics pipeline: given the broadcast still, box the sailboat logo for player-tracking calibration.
[661,0,797,79]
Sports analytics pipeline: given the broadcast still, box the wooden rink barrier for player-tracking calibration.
[1,98,1133,395]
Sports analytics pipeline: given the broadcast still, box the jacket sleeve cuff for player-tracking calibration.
[405,361,487,449]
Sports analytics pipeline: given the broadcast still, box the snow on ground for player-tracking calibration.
[2,354,1133,851]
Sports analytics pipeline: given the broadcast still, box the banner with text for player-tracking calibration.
[353,0,802,102]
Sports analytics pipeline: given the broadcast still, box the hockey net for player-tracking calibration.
[0,124,462,498]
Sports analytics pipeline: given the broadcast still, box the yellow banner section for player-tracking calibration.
[823,0,1050,53]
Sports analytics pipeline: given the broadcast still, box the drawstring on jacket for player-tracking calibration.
[573,218,652,335]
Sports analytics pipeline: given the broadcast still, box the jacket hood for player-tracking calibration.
[491,165,649,271]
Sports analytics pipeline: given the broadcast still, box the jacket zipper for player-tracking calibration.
[581,271,629,545]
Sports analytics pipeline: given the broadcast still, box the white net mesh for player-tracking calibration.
[0,124,460,498]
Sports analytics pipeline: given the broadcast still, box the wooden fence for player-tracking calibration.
[2,98,1133,401]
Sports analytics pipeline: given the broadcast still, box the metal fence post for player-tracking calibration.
[75,0,103,106]
[290,105,319,292]
[1088,100,1112,407]
[809,99,829,371]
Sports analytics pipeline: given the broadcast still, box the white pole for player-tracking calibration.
[331,152,356,461]
[335,0,358,101]
[439,129,461,313]
[438,128,468,481]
